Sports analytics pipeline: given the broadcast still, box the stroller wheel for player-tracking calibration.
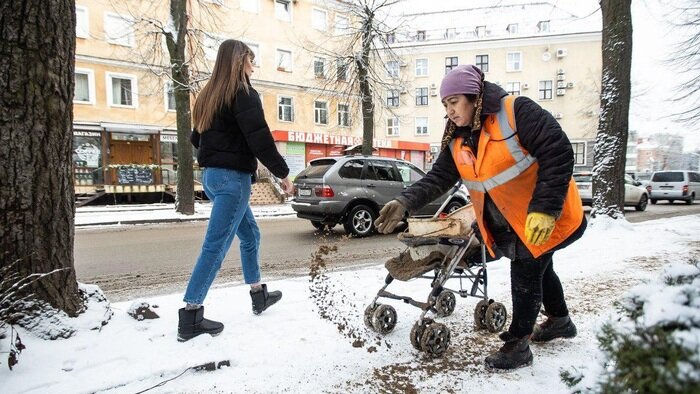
[410,318,433,351]
[420,322,451,358]
[485,302,508,333]
[474,299,490,330]
[371,304,397,334]
[435,291,456,317]
[364,304,378,331]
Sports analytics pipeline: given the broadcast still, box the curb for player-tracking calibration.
[75,212,297,227]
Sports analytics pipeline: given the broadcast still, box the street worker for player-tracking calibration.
[178,39,293,342]
[374,64,586,370]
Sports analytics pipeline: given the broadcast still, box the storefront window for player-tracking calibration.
[72,131,103,185]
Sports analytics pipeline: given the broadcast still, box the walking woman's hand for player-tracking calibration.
[281,177,293,194]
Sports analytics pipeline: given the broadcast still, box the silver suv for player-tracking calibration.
[291,155,470,237]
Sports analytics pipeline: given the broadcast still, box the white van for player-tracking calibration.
[648,170,700,204]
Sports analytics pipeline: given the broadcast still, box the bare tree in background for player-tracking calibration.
[110,0,221,215]
[301,0,402,155]
[667,0,700,126]
[591,0,633,219]
[0,0,84,318]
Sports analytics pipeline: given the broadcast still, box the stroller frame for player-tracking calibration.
[364,185,508,358]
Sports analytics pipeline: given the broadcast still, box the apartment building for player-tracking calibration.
[71,0,430,202]
[377,3,602,171]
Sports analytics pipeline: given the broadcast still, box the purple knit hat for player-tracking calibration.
[439,65,484,100]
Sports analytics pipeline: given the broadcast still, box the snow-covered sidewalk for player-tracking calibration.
[75,202,295,227]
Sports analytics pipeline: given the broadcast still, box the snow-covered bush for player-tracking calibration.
[561,258,700,393]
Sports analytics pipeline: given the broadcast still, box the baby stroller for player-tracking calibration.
[364,185,508,358]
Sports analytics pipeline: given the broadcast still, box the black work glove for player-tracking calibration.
[375,199,406,234]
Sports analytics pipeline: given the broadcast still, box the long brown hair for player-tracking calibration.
[192,39,253,132]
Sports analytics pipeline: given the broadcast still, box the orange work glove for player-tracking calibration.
[524,212,555,246]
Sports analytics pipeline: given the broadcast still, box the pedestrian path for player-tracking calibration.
[75,201,295,227]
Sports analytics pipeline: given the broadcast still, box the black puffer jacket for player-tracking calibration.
[397,81,575,216]
[190,85,289,179]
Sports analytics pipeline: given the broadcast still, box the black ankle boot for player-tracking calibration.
[177,307,224,342]
[250,284,282,315]
[531,314,577,342]
[485,332,533,370]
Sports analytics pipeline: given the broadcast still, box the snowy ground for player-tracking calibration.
[1,213,699,393]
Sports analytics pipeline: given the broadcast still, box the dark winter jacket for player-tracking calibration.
[397,81,585,259]
[190,85,289,179]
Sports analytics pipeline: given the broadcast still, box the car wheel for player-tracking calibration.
[343,204,376,237]
[443,200,464,214]
[669,199,675,204]
[635,194,648,212]
[651,199,657,205]
[686,193,695,205]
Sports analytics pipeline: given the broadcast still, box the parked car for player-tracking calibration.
[291,155,470,237]
[573,171,649,211]
[647,170,700,204]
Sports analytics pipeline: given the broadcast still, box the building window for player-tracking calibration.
[415,88,428,106]
[415,117,428,135]
[314,101,328,125]
[104,13,134,47]
[572,142,586,165]
[74,69,94,104]
[336,59,348,81]
[415,58,428,76]
[106,73,137,107]
[244,42,260,66]
[445,28,456,39]
[538,20,550,33]
[165,81,176,111]
[475,25,486,37]
[335,15,349,35]
[240,0,259,13]
[203,33,224,60]
[76,6,89,38]
[506,51,522,72]
[338,103,350,127]
[275,0,291,22]
[507,23,518,34]
[312,8,327,31]
[539,80,553,100]
[386,33,395,43]
[506,82,520,96]
[416,30,426,41]
[314,57,325,78]
[445,56,458,74]
[387,90,399,107]
[387,117,400,136]
[386,60,399,78]
[278,96,294,122]
[475,54,489,73]
[276,49,292,71]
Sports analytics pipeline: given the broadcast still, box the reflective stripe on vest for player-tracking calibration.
[449,97,537,193]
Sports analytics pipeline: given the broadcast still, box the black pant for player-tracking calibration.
[508,252,569,338]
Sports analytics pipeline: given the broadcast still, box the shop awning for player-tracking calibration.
[100,122,162,134]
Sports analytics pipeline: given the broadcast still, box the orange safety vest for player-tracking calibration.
[450,96,583,258]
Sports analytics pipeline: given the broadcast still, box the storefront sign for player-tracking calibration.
[160,134,178,142]
[117,167,154,185]
[74,131,101,137]
[74,143,101,167]
[287,130,362,146]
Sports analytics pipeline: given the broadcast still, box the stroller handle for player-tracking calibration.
[432,180,464,219]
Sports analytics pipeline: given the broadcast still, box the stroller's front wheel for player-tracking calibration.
[435,291,456,317]
[364,304,378,330]
[371,304,397,334]
[410,318,433,350]
[420,322,451,358]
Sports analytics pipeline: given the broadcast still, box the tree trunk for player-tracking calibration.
[359,11,375,156]
[166,0,195,215]
[591,0,633,219]
[0,0,83,315]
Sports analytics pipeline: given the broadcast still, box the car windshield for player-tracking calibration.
[651,172,684,182]
[573,174,592,183]
[296,159,336,179]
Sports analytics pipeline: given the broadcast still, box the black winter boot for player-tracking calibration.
[485,332,533,370]
[250,284,282,315]
[177,307,224,342]
[531,314,577,342]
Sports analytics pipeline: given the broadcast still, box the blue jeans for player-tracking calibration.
[183,167,261,305]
